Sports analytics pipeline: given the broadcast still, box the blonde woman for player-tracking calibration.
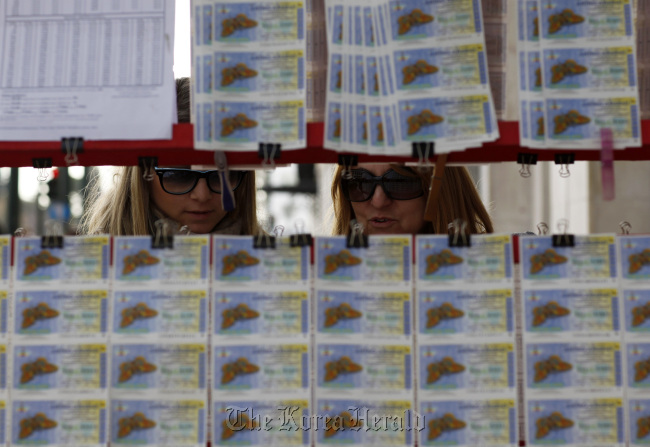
[331,164,493,235]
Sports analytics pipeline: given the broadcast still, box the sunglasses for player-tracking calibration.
[341,169,425,202]
[154,168,246,195]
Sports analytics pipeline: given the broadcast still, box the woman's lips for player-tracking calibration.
[368,217,396,228]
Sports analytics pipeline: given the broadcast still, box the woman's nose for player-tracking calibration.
[369,184,391,207]
[189,178,213,201]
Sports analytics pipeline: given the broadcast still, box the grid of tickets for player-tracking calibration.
[314,235,416,447]
[191,0,307,151]
[323,0,500,155]
[517,0,642,149]
[415,234,517,447]
[0,236,9,447]
[212,235,311,447]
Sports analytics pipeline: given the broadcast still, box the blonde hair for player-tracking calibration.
[331,164,493,235]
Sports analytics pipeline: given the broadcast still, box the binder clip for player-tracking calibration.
[517,153,538,178]
[139,157,158,181]
[41,220,64,249]
[554,153,575,178]
[338,155,358,180]
[448,219,470,247]
[290,220,312,247]
[214,151,235,212]
[178,225,193,235]
[347,220,368,248]
[258,143,282,169]
[152,219,174,249]
[552,219,574,247]
[14,227,27,237]
[61,137,84,166]
[253,230,276,249]
[536,222,549,236]
[412,142,435,166]
[619,221,631,235]
[32,158,53,182]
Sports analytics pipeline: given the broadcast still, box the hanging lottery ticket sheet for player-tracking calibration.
[519,234,626,447]
[0,236,8,447]
[415,234,517,447]
[192,0,307,151]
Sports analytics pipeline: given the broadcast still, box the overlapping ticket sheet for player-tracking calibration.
[191,0,307,150]
[415,234,517,447]
[11,235,111,446]
[314,236,416,447]
[323,0,499,155]
[212,235,311,447]
[517,0,641,149]
[111,235,210,447]
[0,235,9,445]
[520,234,626,447]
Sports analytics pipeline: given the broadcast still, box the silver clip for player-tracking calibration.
[559,164,571,178]
[273,225,285,238]
[619,221,632,235]
[260,144,278,171]
[178,225,192,235]
[536,222,549,236]
[519,163,532,178]
[448,219,469,246]
[63,138,80,166]
[557,218,569,235]
[348,219,365,247]
[36,167,49,182]
[14,227,26,237]
[142,158,155,181]
[415,142,433,168]
[42,220,64,248]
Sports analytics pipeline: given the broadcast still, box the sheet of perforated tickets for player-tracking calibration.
[191,0,307,151]
[517,0,642,149]
[323,0,499,155]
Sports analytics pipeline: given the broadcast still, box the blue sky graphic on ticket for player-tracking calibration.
[419,344,514,393]
[214,291,308,337]
[12,400,106,445]
[393,45,487,91]
[624,290,650,332]
[520,236,616,281]
[525,342,622,391]
[417,235,512,283]
[540,0,633,40]
[314,399,414,445]
[387,0,482,41]
[527,398,624,446]
[317,236,410,283]
[113,290,207,335]
[13,344,106,391]
[317,344,411,391]
[111,399,205,445]
[317,290,411,337]
[213,400,310,446]
[112,344,206,391]
[214,237,308,283]
[418,289,513,336]
[627,343,650,389]
[628,399,650,445]
[620,236,650,280]
[212,2,304,43]
[524,289,620,335]
[14,290,108,336]
[214,344,309,392]
[15,236,109,283]
[114,236,209,283]
[420,399,516,447]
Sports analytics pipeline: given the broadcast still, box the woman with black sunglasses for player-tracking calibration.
[79,78,261,236]
[331,164,493,235]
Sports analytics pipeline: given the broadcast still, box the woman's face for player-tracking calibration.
[149,166,228,234]
[348,164,427,235]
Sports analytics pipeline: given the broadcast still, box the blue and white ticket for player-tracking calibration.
[11,399,107,447]
[0,291,7,339]
[524,342,623,395]
[525,398,624,447]
[618,236,650,282]
[110,399,205,447]
[417,289,514,340]
[419,399,517,447]
[214,290,309,340]
[626,343,650,393]
[111,289,208,340]
[416,235,513,286]
[316,290,411,341]
[111,344,206,395]
[622,289,650,339]
[213,399,310,446]
[418,343,515,395]
[214,236,310,287]
[627,399,650,445]
[113,236,210,287]
[0,236,9,288]
[14,236,109,287]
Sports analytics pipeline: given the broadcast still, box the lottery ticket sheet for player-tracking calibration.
[415,234,517,447]
[191,0,307,151]
[0,235,9,446]
[518,0,641,149]
[519,234,626,447]
[212,235,311,447]
[314,235,415,447]
[323,0,499,155]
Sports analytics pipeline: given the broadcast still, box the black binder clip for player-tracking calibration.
[412,142,435,164]
[152,219,174,249]
[61,137,84,166]
[517,152,538,178]
[290,221,312,247]
[41,221,64,249]
[32,158,53,182]
[258,143,282,168]
[448,219,471,247]
[338,155,359,180]
[552,219,574,247]
[139,157,158,182]
[554,153,575,178]
[253,231,276,249]
[347,220,368,248]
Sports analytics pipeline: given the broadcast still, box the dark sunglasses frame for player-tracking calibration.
[341,168,425,202]
[154,168,246,195]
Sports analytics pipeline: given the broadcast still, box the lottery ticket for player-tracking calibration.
[0,235,9,289]
[622,289,650,338]
[626,343,650,392]
[627,399,650,445]
[618,236,650,281]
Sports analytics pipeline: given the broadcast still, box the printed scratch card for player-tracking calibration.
[623,290,650,335]
[214,2,305,43]
[626,343,650,390]
[619,236,650,280]
[628,399,650,445]
[0,236,9,286]
[539,0,634,40]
